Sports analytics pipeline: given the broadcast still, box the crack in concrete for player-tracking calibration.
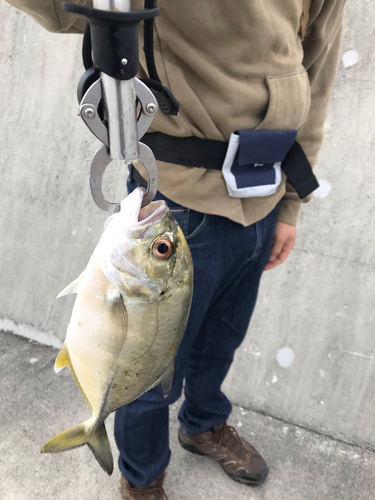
[232,402,375,454]
[339,349,375,360]
[293,247,370,267]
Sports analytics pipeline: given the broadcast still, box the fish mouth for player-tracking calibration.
[127,188,169,228]
[137,200,168,224]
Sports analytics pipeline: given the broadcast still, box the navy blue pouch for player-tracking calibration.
[222,129,297,197]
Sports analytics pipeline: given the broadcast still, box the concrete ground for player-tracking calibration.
[1,331,374,500]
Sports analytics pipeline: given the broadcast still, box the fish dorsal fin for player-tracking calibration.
[56,272,85,298]
[54,343,93,413]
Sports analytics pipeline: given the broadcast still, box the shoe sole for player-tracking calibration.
[178,432,269,486]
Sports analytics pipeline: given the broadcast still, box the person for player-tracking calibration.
[6,0,347,498]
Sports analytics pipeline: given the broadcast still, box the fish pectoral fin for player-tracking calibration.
[160,363,175,398]
[56,272,85,298]
[41,419,113,476]
[54,343,69,373]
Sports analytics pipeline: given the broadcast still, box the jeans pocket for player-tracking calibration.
[169,207,190,235]
[186,212,208,241]
[170,208,209,240]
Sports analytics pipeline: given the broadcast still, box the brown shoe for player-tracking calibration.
[120,471,168,500]
[178,423,269,486]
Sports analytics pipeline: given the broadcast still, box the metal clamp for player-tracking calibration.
[90,143,158,213]
[79,77,159,211]
[79,77,158,144]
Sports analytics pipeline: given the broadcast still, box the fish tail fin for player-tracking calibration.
[87,422,113,475]
[41,419,113,475]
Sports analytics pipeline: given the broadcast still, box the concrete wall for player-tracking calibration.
[225,0,375,448]
[1,2,374,446]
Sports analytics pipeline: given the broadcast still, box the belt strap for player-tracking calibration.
[138,132,319,199]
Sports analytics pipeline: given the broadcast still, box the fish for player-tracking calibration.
[41,187,193,475]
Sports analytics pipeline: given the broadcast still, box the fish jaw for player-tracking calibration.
[116,187,169,229]
[118,187,145,225]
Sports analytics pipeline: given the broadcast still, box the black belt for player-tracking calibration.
[132,132,319,199]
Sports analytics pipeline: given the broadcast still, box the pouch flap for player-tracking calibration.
[238,129,297,165]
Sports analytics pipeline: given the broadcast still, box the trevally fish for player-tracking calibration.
[41,187,193,474]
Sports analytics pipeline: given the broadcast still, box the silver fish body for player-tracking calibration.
[41,188,193,474]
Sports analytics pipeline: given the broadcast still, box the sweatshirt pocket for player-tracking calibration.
[256,69,311,131]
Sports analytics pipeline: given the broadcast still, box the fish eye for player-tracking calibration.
[152,237,173,259]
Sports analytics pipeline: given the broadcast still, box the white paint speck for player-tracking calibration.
[319,369,325,378]
[272,375,278,384]
[249,346,261,356]
[88,227,92,232]
[29,358,39,364]
[240,411,247,416]
[342,50,359,68]
[72,230,77,237]
[314,179,331,197]
[283,426,289,435]
[237,421,243,428]
[276,347,295,368]
[320,400,325,405]
[266,381,270,386]
[172,406,177,411]
[243,347,247,352]
[250,432,255,436]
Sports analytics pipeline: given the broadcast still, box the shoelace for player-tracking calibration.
[215,423,249,459]
[126,483,169,500]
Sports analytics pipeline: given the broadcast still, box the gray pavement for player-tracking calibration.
[1,330,374,500]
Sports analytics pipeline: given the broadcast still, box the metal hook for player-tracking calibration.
[90,143,158,213]
[81,77,159,211]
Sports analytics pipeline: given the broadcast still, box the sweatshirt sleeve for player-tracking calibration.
[277,0,346,227]
[4,0,93,33]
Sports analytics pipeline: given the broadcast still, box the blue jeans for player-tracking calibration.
[114,180,279,487]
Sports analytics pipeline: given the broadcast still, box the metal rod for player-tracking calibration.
[93,0,139,162]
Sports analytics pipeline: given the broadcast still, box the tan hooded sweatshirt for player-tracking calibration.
[5,0,346,226]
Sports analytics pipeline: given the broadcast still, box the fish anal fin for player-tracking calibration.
[54,343,93,413]
[57,272,85,298]
[160,363,175,398]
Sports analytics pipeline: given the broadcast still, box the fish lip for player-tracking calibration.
[119,187,170,233]
[131,200,169,228]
